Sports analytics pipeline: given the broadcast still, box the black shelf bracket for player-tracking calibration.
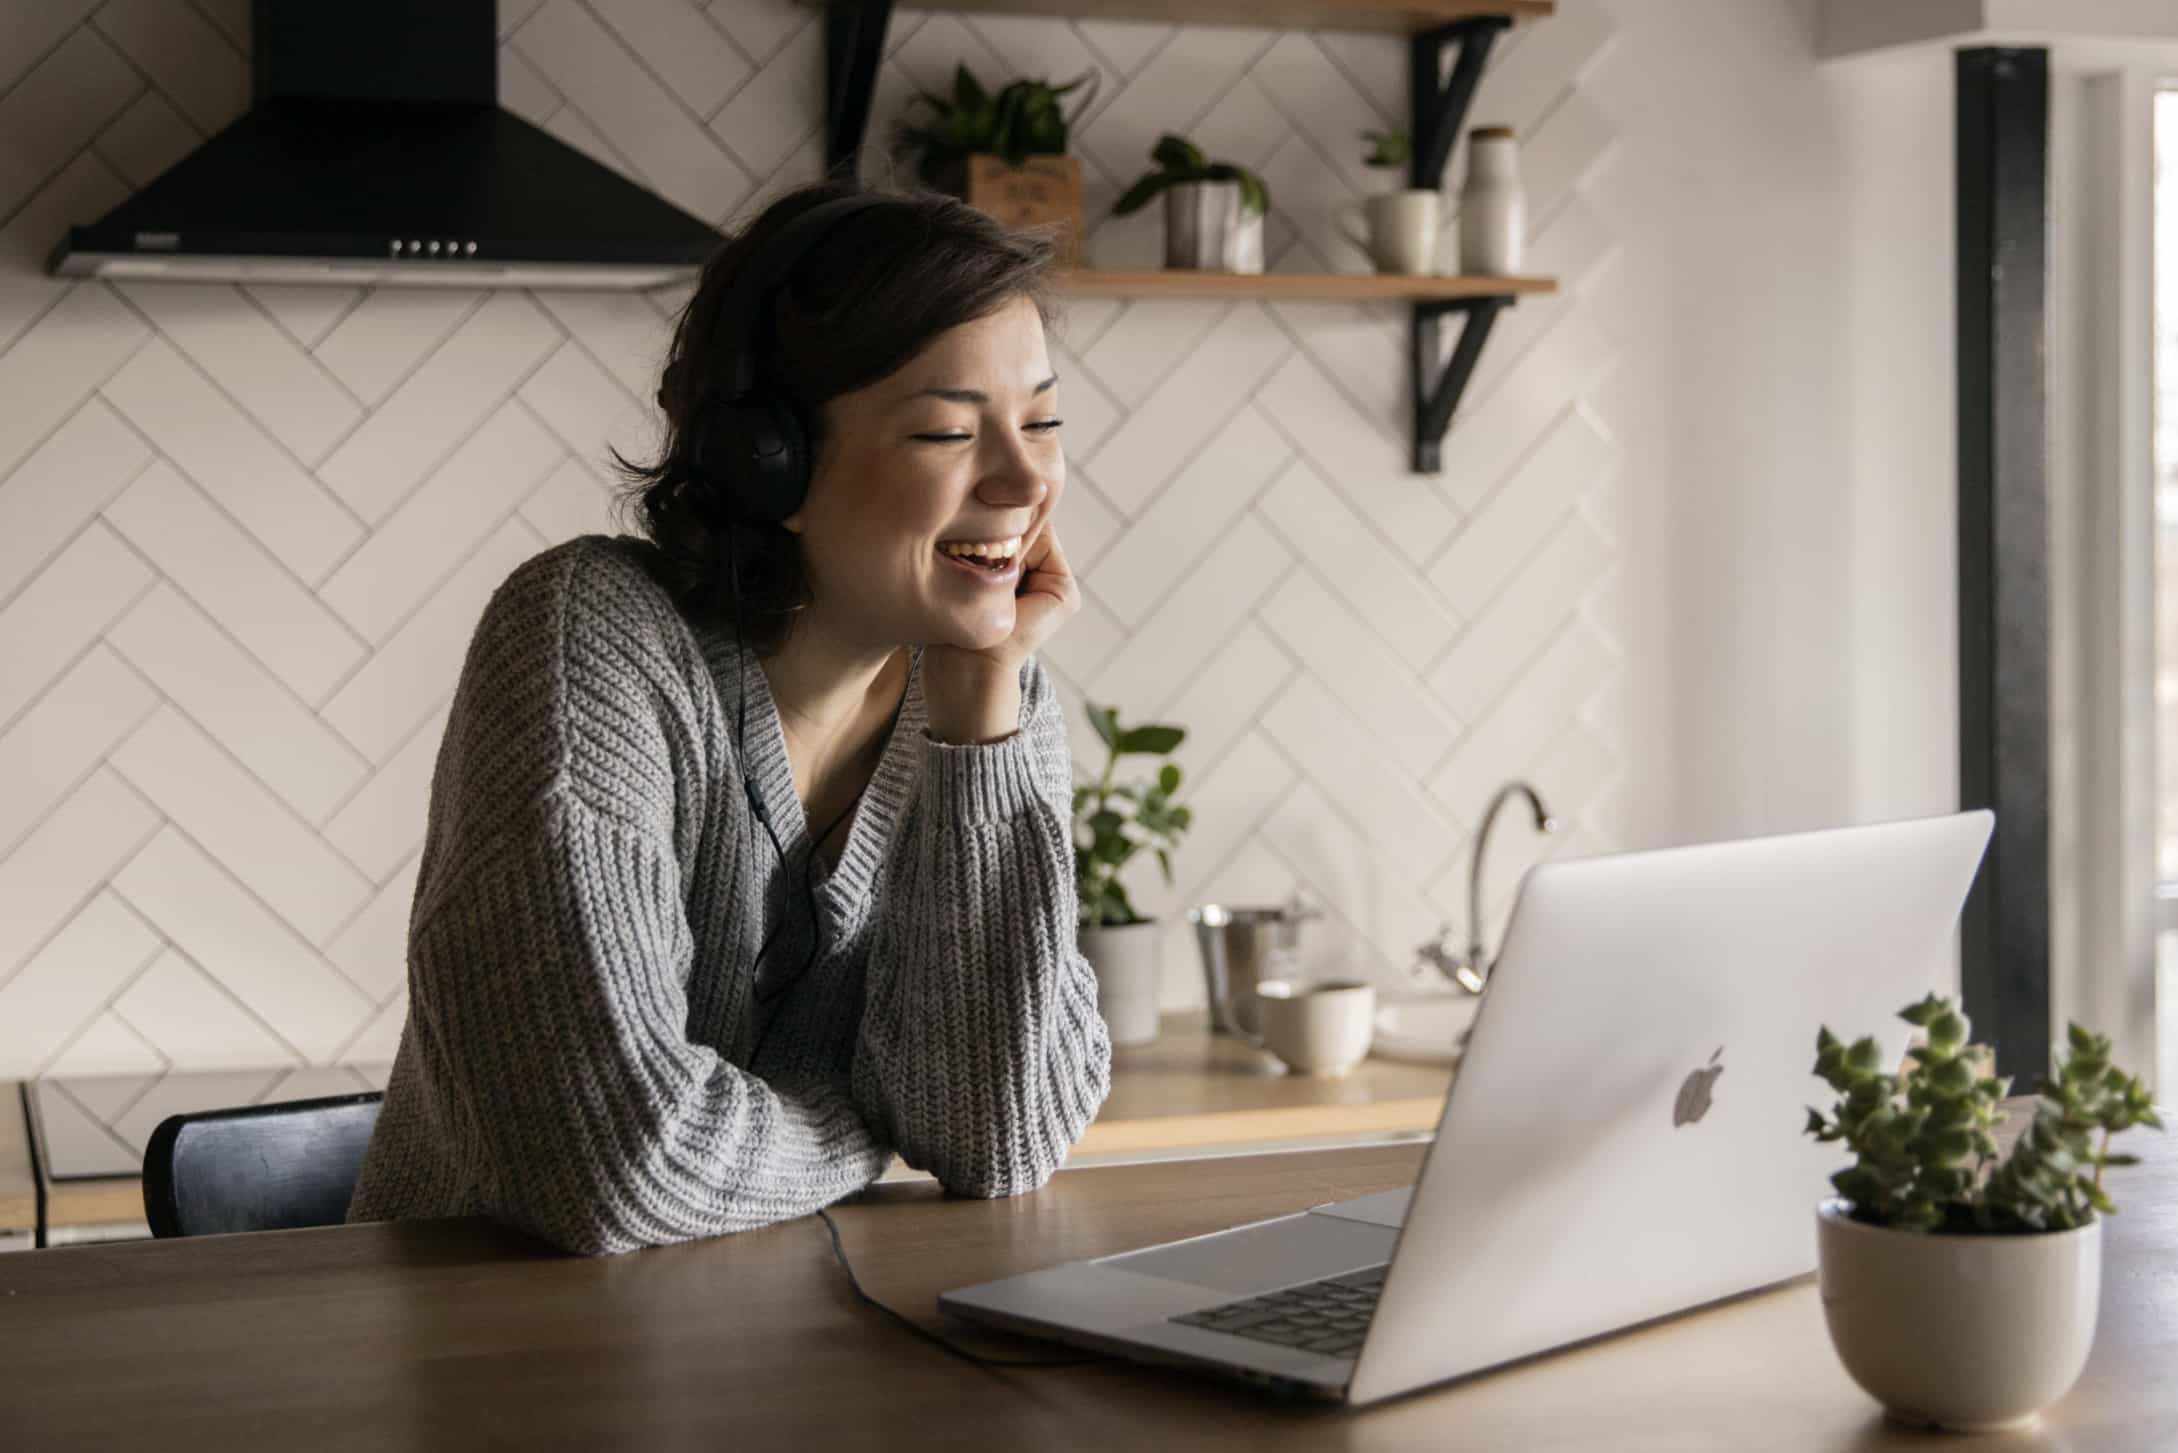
[1411,296,1510,473]
[1406,15,1522,475]
[1409,16,1509,193]
[823,0,895,178]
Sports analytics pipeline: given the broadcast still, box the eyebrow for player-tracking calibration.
[907,375,1058,404]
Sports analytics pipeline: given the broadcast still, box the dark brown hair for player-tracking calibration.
[607,181,1061,658]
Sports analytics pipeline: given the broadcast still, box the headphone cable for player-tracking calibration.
[814,1206,1094,1370]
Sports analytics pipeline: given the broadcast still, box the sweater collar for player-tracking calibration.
[704,625,926,908]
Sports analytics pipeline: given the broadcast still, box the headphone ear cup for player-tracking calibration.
[689,391,810,526]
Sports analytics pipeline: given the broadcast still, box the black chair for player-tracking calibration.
[143,1091,385,1238]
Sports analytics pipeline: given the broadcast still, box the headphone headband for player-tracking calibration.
[708,191,892,401]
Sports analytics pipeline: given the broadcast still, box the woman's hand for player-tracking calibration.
[923,519,1078,743]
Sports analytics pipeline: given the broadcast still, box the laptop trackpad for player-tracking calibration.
[1097,1212,1397,1295]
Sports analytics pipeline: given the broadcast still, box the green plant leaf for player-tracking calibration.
[1088,703,1119,748]
[1151,132,1206,173]
[1899,992,1949,1028]
[954,63,987,114]
[1111,171,1173,217]
[1361,127,1412,168]
[1236,169,1270,217]
[1157,763,1181,795]
[1117,725,1184,755]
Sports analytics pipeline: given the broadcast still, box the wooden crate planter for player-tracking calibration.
[939,154,1085,263]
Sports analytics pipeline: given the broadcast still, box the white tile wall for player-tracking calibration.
[0,0,1626,1084]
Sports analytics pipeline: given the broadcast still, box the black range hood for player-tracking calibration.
[47,0,724,290]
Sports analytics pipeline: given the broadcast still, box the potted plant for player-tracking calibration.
[1804,994,2162,1431]
[1111,133,1270,274]
[1361,126,1411,182]
[1072,700,1191,1046]
[892,63,1097,262]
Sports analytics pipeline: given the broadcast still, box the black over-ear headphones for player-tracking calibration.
[688,190,903,1069]
[685,191,891,529]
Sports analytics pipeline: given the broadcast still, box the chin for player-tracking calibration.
[928,605,1015,652]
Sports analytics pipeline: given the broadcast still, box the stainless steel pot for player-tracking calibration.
[1187,892,1323,1037]
[1162,179,1264,273]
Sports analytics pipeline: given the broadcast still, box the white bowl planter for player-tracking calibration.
[1815,1198,2101,1432]
[1079,920,1161,1047]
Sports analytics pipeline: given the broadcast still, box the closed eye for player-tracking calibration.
[911,419,1064,444]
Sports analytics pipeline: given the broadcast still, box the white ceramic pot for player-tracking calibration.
[1815,1198,2101,1432]
[1079,919,1162,1047]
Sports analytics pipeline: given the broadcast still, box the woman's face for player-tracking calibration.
[785,292,1063,653]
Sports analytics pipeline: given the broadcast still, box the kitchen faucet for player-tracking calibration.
[1413,781,1558,994]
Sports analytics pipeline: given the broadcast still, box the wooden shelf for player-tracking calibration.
[1058,268,1555,301]
[804,0,1553,36]
[813,0,1548,471]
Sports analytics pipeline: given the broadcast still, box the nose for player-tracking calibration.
[978,432,1054,514]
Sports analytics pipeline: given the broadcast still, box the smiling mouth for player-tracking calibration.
[935,532,1024,572]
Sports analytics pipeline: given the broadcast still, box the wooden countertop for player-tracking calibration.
[4,1123,2172,1449]
[0,1083,35,1237]
[6,1013,1455,1237]
[1077,1009,1452,1157]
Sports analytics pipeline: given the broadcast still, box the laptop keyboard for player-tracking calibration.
[1168,1263,1388,1358]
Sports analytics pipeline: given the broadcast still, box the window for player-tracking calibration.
[2152,87,2178,1093]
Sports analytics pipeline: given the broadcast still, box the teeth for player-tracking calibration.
[938,536,1021,560]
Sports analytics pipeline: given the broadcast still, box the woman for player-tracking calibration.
[345,181,1113,1256]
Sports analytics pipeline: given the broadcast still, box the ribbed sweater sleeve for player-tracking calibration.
[849,656,1114,1196]
[398,787,892,1256]
[350,544,891,1256]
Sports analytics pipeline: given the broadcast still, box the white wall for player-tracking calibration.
[1589,0,1957,853]
[0,0,1966,1091]
[0,0,1634,1084]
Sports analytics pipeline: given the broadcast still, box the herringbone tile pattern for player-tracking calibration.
[0,0,1625,1090]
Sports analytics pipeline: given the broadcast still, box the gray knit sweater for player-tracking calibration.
[345,533,1113,1255]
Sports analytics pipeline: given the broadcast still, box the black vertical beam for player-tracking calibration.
[1956,47,2051,1082]
[822,1,893,179]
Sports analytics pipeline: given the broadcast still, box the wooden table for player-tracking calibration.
[4,1117,2172,1450]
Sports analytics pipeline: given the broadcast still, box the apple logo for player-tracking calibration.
[1673,1047,1725,1128]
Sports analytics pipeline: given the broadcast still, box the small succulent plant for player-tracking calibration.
[1072,702,1190,928]
[1805,994,2162,1233]
[1361,127,1412,169]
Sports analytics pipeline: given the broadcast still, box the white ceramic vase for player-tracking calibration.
[1079,919,1162,1046]
[1457,125,1524,275]
[1815,1198,2102,1432]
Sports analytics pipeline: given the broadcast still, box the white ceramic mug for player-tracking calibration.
[1252,977,1376,1078]
[1336,189,1440,275]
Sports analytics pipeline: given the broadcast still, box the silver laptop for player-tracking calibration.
[941,810,1994,1406]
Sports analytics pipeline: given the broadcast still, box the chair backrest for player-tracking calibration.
[143,1091,384,1238]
